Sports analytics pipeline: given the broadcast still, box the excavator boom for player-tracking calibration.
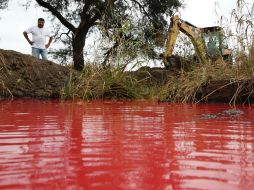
[163,15,231,68]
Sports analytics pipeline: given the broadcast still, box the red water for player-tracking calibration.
[0,99,254,190]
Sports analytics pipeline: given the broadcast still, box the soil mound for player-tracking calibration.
[0,49,70,99]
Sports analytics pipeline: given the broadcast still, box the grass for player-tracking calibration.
[0,52,13,99]
[61,64,160,100]
[158,58,254,104]
[59,56,254,105]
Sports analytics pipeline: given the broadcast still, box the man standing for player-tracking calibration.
[23,18,53,60]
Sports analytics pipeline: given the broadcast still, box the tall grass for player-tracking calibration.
[159,61,254,103]
[61,64,160,100]
[229,0,254,63]
[61,0,254,104]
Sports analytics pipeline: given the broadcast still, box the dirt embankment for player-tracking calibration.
[1,49,254,104]
[0,49,71,99]
[133,66,254,104]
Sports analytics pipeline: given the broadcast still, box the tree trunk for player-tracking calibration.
[72,27,88,71]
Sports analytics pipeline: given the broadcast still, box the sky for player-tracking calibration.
[0,0,245,58]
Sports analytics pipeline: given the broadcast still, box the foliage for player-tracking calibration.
[0,0,8,9]
[229,0,254,62]
[33,0,182,69]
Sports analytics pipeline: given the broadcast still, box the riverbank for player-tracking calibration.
[1,49,254,104]
[0,49,71,98]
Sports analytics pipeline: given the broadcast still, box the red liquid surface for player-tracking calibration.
[0,99,254,190]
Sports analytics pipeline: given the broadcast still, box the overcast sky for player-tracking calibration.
[0,0,247,57]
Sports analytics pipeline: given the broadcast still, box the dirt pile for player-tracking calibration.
[0,49,70,99]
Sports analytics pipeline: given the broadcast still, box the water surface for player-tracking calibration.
[0,99,254,190]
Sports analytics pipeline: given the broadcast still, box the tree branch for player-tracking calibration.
[130,0,152,21]
[102,41,119,66]
[55,30,72,43]
[35,0,76,32]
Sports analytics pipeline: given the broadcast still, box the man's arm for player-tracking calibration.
[23,31,33,45]
[45,37,53,48]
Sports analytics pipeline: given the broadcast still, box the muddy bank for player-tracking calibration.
[199,79,254,104]
[134,67,254,104]
[1,49,254,104]
[0,49,70,98]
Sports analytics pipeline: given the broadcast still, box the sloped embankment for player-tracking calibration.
[0,49,70,98]
[1,49,254,104]
[161,63,254,104]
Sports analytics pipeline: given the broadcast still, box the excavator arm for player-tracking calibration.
[163,16,208,68]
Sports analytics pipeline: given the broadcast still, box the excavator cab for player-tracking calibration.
[202,27,230,59]
[163,15,232,69]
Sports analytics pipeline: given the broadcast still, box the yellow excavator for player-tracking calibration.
[163,15,232,68]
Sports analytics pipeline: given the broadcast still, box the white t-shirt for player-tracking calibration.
[25,26,52,49]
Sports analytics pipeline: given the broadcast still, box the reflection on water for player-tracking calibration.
[0,99,254,190]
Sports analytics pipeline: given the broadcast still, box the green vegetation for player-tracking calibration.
[1,0,254,104]
[59,56,254,104]
[160,60,254,104]
[59,1,254,104]
[61,64,161,100]
[32,0,181,70]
